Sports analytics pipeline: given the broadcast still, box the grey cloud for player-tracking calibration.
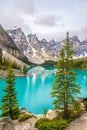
[70,27,87,41]
[34,14,63,27]
[36,27,87,42]
[36,31,66,41]
[61,24,65,27]
[15,0,36,15]
[0,9,31,34]
[75,0,87,10]
[0,0,34,34]
[0,0,36,23]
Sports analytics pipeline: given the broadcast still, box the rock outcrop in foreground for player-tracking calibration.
[0,116,38,130]
[1,111,87,130]
[0,117,15,130]
[65,112,87,130]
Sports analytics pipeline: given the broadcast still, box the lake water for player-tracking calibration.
[0,66,87,114]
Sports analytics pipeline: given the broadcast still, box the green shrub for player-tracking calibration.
[43,108,47,118]
[84,100,87,111]
[56,101,81,123]
[23,65,27,74]
[18,113,34,122]
[35,118,68,130]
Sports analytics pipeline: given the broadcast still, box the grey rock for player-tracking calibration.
[65,112,87,130]
[7,27,28,53]
[27,34,41,51]
[0,117,15,130]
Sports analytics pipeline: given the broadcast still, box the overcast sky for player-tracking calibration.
[0,0,87,41]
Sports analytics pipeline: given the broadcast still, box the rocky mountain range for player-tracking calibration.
[6,26,87,64]
[7,27,57,64]
[0,24,87,65]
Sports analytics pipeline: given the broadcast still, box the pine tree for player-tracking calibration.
[43,108,47,118]
[23,65,27,74]
[1,68,20,119]
[51,32,80,119]
[0,49,2,69]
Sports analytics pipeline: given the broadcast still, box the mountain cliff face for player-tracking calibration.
[7,27,28,53]
[0,25,30,65]
[0,25,22,59]
[70,36,87,57]
[28,34,41,51]
[40,39,58,58]
[7,26,87,64]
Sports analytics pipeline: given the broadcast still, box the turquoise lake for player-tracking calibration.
[0,66,87,114]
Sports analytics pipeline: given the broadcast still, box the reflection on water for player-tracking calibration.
[75,69,87,98]
[42,74,46,84]
[32,73,36,86]
[27,76,29,84]
[23,76,30,105]
[0,67,87,114]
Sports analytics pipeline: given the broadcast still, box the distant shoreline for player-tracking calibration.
[0,69,27,79]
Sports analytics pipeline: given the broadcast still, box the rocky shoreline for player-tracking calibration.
[0,109,57,130]
[0,116,38,130]
[0,97,87,130]
[1,109,87,130]
[0,69,27,79]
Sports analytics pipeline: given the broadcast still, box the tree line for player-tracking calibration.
[73,57,87,69]
[0,51,27,74]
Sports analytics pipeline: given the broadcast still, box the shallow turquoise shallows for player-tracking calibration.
[0,67,87,114]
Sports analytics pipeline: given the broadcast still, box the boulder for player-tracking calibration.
[46,109,57,119]
[0,117,15,130]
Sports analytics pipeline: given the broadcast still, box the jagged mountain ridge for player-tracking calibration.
[7,27,59,64]
[7,27,28,53]
[7,26,87,64]
[7,27,57,64]
[0,24,30,66]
